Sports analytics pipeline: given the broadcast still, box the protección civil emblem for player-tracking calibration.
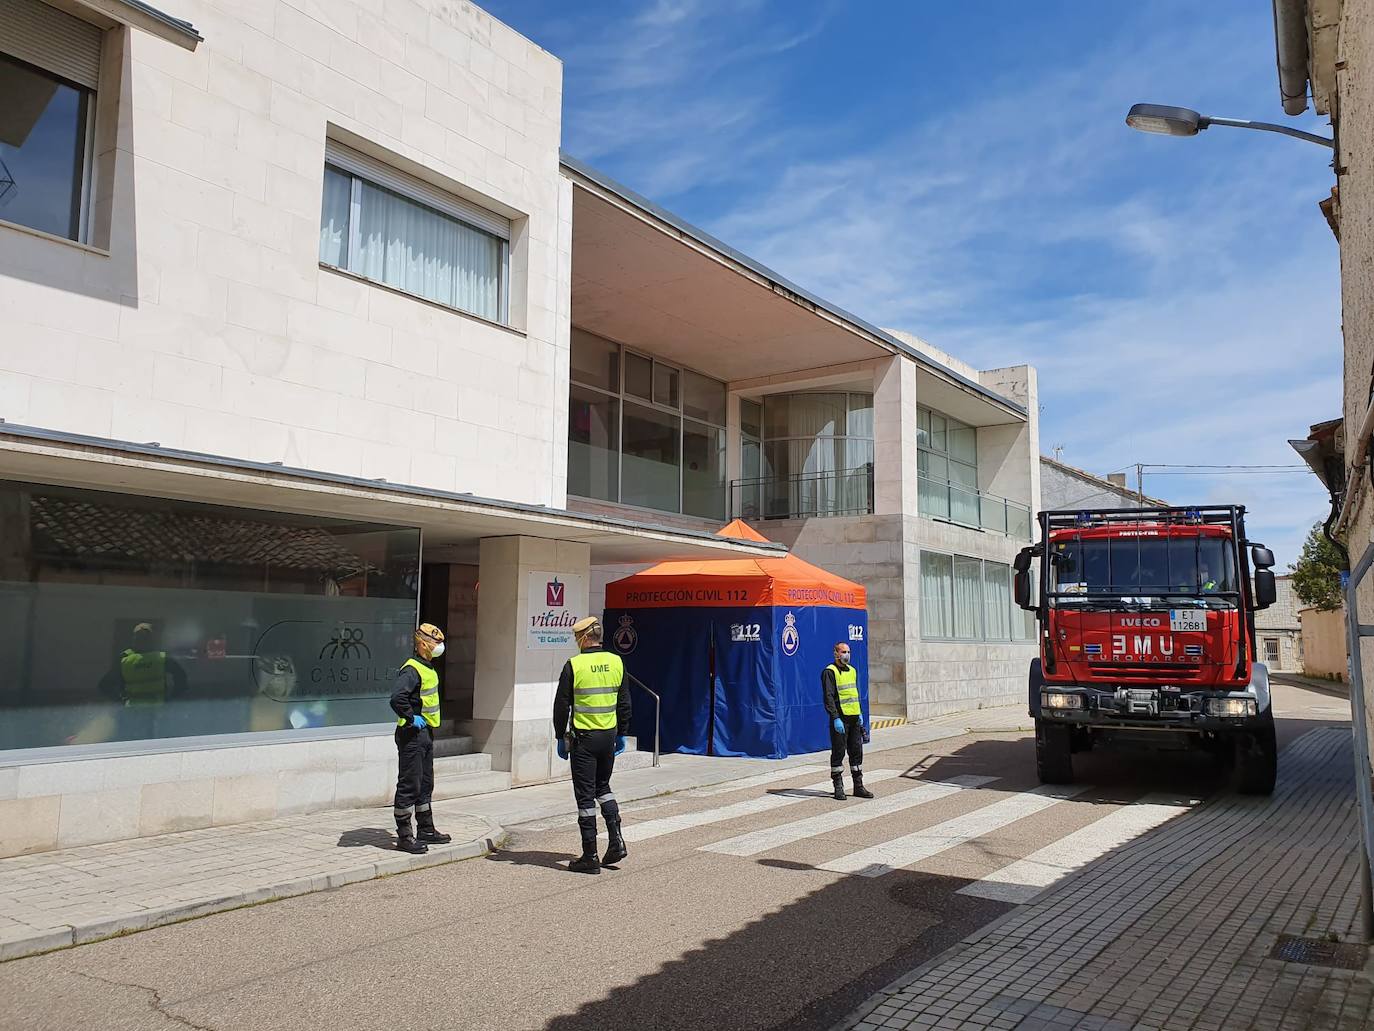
[780,610,800,656]
[613,613,638,654]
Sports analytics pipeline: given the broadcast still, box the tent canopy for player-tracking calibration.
[605,520,866,610]
[604,522,868,758]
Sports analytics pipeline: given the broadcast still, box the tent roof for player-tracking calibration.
[605,520,866,610]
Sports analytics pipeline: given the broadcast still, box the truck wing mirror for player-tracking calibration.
[1253,569,1276,610]
[1012,547,1034,573]
[1250,545,1276,569]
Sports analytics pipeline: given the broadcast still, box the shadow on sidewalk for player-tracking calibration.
[337,828,399,850]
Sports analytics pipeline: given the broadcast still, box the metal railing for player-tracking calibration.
[729,467,874,521]
[918,474,1032,539]
[625,672,660,767]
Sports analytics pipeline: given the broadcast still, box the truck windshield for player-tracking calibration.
[1050,536,1236,596]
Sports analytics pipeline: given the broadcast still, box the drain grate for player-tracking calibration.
[1269,934,1368,970]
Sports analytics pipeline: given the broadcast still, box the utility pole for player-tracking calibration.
[1136,463,1144,507]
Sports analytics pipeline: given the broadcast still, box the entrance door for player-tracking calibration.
[419,563,479,729]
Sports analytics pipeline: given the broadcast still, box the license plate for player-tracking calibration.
[1170,609,1207,632]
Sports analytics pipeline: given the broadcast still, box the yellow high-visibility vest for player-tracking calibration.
[828,663,860,716]
[120,650,167,707]
[569,651,623,731]
[398,658,441,728]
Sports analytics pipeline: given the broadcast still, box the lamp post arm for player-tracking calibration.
[1199,116,1333,148]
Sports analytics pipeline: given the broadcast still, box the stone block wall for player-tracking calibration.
[0,0,571,507]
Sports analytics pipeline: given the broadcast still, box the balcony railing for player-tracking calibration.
[918,474,1031,539]
[730,468,874,521]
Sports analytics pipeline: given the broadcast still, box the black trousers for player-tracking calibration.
[394,724,434,830]
[570,728,619,820]
[829,714,864,775]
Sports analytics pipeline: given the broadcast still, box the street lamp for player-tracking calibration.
[1125,102,1333,148]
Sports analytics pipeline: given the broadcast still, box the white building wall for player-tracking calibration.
[0,0,570,507]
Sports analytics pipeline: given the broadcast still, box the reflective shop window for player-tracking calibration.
[0,481,420,751]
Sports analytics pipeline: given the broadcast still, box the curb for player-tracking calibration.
[0,821,505,963]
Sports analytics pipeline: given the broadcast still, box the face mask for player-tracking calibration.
[430,642,445,658]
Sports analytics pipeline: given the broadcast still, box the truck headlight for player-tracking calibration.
[1042,691,1084,710]
[1206,697,1257,717]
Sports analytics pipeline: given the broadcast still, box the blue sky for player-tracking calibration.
[486,0,1342,567]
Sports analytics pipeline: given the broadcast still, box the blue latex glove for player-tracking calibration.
[862,720,871,744]
[556,736,568,761]
[615,735,626,756]
[833,717,844,735]
[411,715,427,730]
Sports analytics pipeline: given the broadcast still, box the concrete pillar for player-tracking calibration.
[471,535,590,785]
[978,364,1041,516]
[873,355,919,517]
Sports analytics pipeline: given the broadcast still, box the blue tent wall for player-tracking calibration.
[605,604,868,759]
[761,606,869,756]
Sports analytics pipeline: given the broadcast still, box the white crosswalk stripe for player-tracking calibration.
[685,765,830,797]
[957,794,1191,902]
[818,783,1092,877]
[621,770,901,843]
[701,775,999,857]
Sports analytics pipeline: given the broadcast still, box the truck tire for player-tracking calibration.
[1035,718,1073,784]
[1235,720,1277,795]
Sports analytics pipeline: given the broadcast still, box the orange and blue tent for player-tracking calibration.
[603,521,868,759]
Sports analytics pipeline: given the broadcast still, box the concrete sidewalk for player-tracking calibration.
[838,725,1373,1031]
[0,705,1027,962]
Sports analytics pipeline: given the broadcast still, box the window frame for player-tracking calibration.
[919,547,1035,644]
[567,329,727,520]
[318,155,511,326]
[0,49,98,245]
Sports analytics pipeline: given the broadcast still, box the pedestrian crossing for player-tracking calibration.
[621,770,903,842]
[614,766,1197,902]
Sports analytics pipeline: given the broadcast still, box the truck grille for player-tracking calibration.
[1087,663,1206,681]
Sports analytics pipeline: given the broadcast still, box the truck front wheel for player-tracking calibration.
[1235,720,1277,796]
[1035,719,1074,784]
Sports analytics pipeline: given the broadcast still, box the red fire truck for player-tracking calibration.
[1013,505,1279,794]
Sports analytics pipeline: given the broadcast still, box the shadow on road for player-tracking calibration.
[485,846,577,873]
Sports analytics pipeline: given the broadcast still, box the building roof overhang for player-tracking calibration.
[0,424,786,566]
[47,0,201,49]
[561,153,1027,422]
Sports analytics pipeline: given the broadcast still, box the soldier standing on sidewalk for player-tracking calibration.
[390,622,452,854]
[824,641,873,801]
[553,616,632,874]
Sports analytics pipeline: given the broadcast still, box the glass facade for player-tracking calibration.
[567,328,727,520]
[735,391,874,519]
[0,53,91,242]
[0,481,420,752]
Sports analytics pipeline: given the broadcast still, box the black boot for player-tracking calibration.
[832,773,847,801]
[569,815,600,874]
[416,808,451,845]
[395,817,428,854]
[601,818,627,867]
[852,770,874,799]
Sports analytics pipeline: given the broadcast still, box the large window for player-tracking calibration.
[568,329,727,519]
[0,0,103,243]
[918,406,978,523]
[0,480,420,752]
[921,549,1036,643]
[736,392,874,519]
[319,142,510,324]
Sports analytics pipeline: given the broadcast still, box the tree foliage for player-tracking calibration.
[1290,523,1345,612]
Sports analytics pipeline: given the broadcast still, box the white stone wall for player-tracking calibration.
[0,0,570,507]
[0,732,398,856]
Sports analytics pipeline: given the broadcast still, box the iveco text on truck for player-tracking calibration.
[1013,506,1279,794]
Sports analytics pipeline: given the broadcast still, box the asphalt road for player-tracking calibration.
[0,681,1347,1031]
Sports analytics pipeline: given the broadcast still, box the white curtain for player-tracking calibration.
[354,181,502,321]
[984,562,1010,640]
[318,166,351,268]
[953,557,983,639]
[920,552,953,638]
